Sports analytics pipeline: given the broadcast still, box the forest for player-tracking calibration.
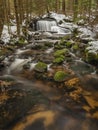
[0,0,98,130]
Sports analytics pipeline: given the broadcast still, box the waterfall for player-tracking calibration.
[37,19,57,31]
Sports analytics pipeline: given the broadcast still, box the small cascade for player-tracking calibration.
[51,26,70,34]
[30,62,37,70]
[37,19,57,31]
[8,58,31,73]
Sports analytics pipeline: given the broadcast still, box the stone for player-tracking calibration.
[34,62,47,72]
[54,71,68,82]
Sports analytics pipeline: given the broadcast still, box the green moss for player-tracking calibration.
[16,37,27,45]
[60,40,66,46]
[54,49,68,57]
[54,71,68,82]
[86,51,98,63]
[66,41,72,48]
[72,44,79,50]
[34,62,47,72]
[19,38,25,44]
[54,44,64,49]
[53,55,65,64]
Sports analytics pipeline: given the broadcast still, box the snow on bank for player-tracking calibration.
[77,27,96,41]
[50,13,66,22]
[1,25,17,43]
[86,41,98,52]
[43,12,72,23]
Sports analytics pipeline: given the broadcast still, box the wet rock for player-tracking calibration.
[34,62,47,72]
[54,48,69,57]
[72,43,79,52]
[39,54,54,64]
[0,89,43,129]
[66,41,73,48]
[0,62,5,70]
[70,60,94,75]
[53,55,65,64]
[54,44,65,49]
[0,39,5,45]
[54,71,68,82]
[86,51,98,64]
[23,63,30,70]
[85,41,98,64]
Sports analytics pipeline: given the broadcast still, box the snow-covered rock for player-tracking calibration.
[86,41,98,52]
[78,27,94,37]
[78,27,95,42]
[59,22,78,31]
[85,41,98,63]
[43,12,72,23]
[51,26,71,34]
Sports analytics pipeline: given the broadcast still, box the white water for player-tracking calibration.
[45,47,54,54]
[37,19,71,35]
[8,58,31,73]
[16,49,30,55]
[30,62,37,70]
[51,26,70,34]
[37,20,57,31]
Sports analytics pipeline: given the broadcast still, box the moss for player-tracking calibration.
[53,55,65,64]
[60,40,66,46]
[54,44,64,49]
[34,62,47,72]
[66,41,73,48]
[19,38,25,44]
[16,37,27,46]
[54,49,68,57]
[44,42,53,47]
[54,71,68,82]
[72,44,79,50]
[86,51,98,63]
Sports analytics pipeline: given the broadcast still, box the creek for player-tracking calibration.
[0,18,98,130]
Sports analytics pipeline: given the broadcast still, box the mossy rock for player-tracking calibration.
[53,55,65,64]
[16,37,27,46]
[60,40,66,46]
[44,42,53,47]
[54,71,68,82]
[34,62,47,72]
[54,49,68,57]
[66,41,73,48]
[54,44,64,49]
[72,44,79,51]
[86,51,98,63]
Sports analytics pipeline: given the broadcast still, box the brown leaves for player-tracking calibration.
[0,80,13,92]
[64,77,79,88]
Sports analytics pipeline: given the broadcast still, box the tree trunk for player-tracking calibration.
[0,0,5,37]
[14,0,20,36]
[62,0,66,14]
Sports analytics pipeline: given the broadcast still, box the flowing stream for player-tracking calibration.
[0,20,98,130]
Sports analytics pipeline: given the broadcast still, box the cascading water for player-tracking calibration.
[37,19,57,31]
[36,19,71,35]
[51,26,70,34]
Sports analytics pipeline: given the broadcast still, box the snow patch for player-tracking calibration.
[87,41,98,51]
[1,25,17,43]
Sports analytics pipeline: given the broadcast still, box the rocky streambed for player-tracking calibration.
[0,13,98,130]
